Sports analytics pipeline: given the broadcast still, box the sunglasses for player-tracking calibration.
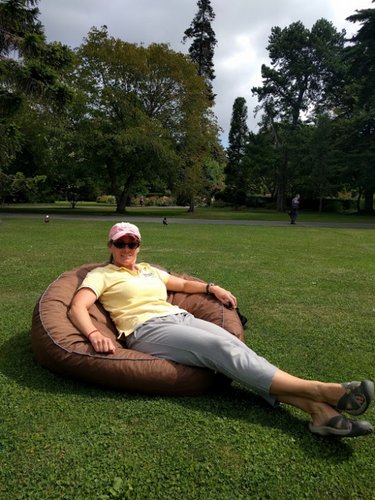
[112,240,139,249]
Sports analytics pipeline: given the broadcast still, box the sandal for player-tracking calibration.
[309,416,373,438]
[335,380,374,416]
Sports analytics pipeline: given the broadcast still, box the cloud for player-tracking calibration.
[38,0,373,145]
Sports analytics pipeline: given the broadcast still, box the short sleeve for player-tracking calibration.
[79,268,107,299]
[150,265,170,284]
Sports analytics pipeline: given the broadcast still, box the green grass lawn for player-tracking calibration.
[0,217,374,499]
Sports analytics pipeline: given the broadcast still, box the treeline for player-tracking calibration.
[226,10,375,214]
[1,0,374,213]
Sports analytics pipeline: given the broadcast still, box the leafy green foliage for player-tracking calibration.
[0,0,74,203]
[73,27,215,213]
[253,19,346,125]
[251,19,346,210]
[1,2,374,215]
[338,6,375,213]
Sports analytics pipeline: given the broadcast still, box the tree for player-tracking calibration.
[0,0,43,168]
[202,141,226,205]
[0,0,73,200]
[335,112,375,213]
[74,27,213,213]
[225,97,249,208]
[0,170,46,204]
[300,116,342,212]
[241,130,279,199]
[341,3,375,213]
[174,108,221,212]
[252,19,346,210]
[182,0,217,102]
[346,3,375,110]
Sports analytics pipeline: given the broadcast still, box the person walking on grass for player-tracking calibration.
[68,222,374,438]
[289,194,301,224]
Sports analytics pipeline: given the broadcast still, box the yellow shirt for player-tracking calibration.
[80,263,184,337]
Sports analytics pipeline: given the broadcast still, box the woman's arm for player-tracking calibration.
[68,288,116,354]
[166,275,237,309]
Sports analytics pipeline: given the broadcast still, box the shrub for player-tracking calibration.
[144,195,174,206]
[96,195,116,204]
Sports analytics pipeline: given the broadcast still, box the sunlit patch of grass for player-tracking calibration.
[0,218,374,498]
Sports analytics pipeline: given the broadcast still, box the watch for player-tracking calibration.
[206,282,215,294]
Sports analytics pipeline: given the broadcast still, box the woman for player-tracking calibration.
[69,222,374,438]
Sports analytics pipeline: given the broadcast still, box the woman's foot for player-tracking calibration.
[309,416,373,437]
[335,380,374,416]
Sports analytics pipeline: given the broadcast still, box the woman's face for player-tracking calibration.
[109,235,140,270]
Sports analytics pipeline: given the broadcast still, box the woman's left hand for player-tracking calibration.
[210,285,237,309]
[166,275,238,309]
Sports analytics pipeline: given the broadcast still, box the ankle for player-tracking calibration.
[319,382,344,406]
[311,403,339,426]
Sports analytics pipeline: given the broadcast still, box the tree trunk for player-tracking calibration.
[364,189,374,214]
[116,194,127,213]
[276,189,286,211]
[318,196,323,213]
[356,190,362,212]
[276,157,288,211]
[187,196,195,213]
[116,187,131,213]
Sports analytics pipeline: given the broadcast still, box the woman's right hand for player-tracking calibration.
[88,330,116,354]
[69,288,116,354]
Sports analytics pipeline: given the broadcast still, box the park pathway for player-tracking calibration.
[1,212,374,229]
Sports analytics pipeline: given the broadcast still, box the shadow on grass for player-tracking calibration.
[0,330,356,460]
[175,388,357,462]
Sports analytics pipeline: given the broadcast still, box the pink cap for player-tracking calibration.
[108,222,141,242]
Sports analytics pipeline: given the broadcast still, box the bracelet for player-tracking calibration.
[87,329,99,338]
[206,283,215,294]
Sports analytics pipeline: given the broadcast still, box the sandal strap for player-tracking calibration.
[338,382,363,412]
[327,415,351,431]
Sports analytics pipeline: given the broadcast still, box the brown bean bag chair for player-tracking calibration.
[31,263,245,396]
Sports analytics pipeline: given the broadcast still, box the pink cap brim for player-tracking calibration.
[111,230,140,242]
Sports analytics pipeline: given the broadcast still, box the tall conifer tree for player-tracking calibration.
[225,97,249,208]
[182,0,217,102]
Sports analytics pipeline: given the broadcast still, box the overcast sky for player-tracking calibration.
[39,0,373,145]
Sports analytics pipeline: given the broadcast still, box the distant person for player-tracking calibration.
[68,222,374,438]
[163,217,168,226]
[289,194,300,224]
[140,196,144,207]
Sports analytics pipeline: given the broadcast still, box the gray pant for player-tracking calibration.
[127,313,278,405]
